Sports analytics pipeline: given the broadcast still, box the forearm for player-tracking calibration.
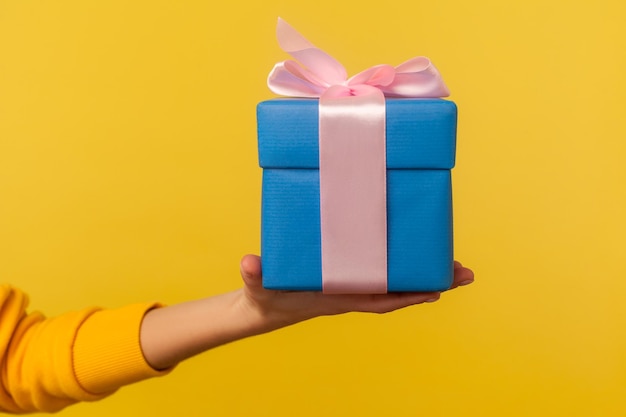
[139,289,275,370]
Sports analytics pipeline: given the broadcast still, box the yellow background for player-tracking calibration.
[1,0,625,416]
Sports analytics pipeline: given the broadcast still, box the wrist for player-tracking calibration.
[234,289,311,337]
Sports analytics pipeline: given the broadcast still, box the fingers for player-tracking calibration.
[360,292,441,313]
[450,261,474,289]
[320,291,442,315]
[352,261,475,313]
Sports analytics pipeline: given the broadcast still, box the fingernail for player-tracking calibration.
[425,297,440,303]
[458,280,474,286]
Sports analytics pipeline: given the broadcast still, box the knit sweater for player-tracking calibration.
[0,285,168,414]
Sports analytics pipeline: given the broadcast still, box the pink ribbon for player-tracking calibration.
[267,18,449,294]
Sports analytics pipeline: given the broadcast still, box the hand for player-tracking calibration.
[140,256,474,370]
[239,255,474,333]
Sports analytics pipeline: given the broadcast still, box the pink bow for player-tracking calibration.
[267,17,450,99]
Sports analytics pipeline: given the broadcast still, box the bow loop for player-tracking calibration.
[268,61,327,97]
[381,57,450,97]
[274,18,347,87]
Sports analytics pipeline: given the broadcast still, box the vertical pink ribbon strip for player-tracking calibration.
[267,18,450,294]
[319,86,388,294]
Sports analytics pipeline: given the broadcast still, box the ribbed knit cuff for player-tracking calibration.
[73,303,172,395]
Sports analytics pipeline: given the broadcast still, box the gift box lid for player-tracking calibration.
[257,98,457,170]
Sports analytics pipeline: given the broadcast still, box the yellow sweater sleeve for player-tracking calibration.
[0,285,170,414]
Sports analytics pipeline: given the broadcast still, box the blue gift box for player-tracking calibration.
[257,98,457,292]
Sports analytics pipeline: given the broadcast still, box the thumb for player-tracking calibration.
[240,254,263,288]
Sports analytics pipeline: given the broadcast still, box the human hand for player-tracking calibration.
[239,255,474,333]
[140,256,473,370]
